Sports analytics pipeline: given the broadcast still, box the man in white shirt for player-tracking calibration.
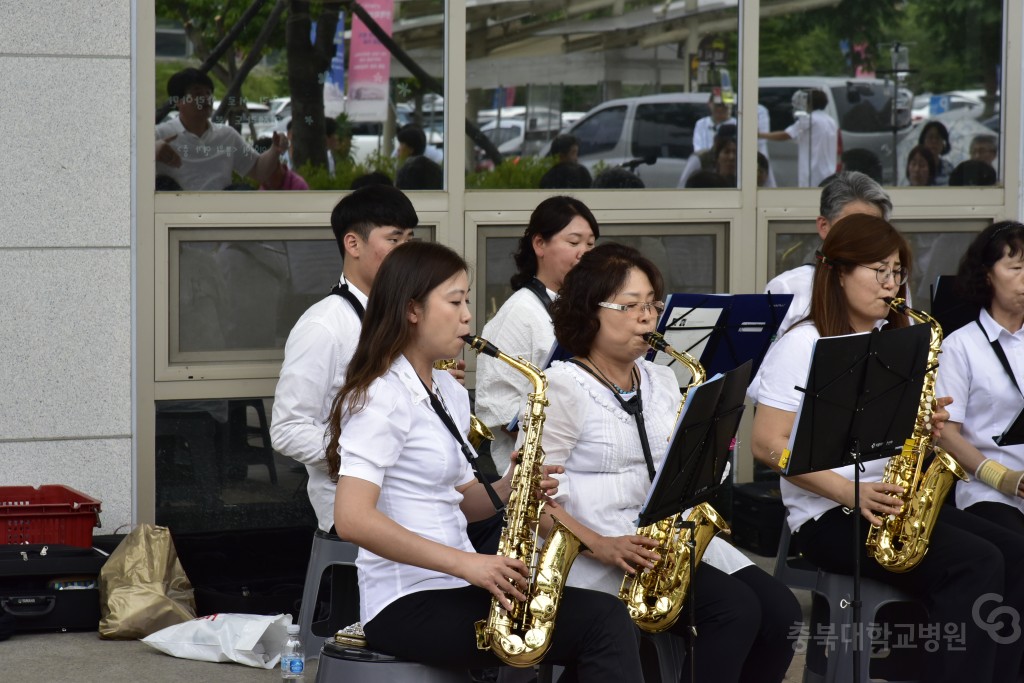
[692,91,736,154]
[271,184,418,534]
[748,172,892,400]
[759,88,838,187]
[155,68,286,191]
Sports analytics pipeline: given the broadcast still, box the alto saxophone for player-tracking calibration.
[618,331,730,632]
[463,335,587,667]
[865,298,967,572]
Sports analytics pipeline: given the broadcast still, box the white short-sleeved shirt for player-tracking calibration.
[785,111,838,187]
[757,322,889,532]
[338,355,477,624]
[518,359,751,595]
[692,116,737,154]
[155,118,260,190]
[475,287,556,472]
[271,277,367,532]
[746,264,815,402]
[936,308,1024,513]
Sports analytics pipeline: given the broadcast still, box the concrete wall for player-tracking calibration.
[0,1,133,531]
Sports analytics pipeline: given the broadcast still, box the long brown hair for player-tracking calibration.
[325,241,469,480]
[809,213,911,337]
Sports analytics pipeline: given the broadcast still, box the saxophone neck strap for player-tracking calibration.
[976,318,1023,398]
[568,359,656,481]
[418,377,505,513]
[331,282,365,320]
[521,277,553,311]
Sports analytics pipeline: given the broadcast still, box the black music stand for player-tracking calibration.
[639,361,752,681]
[779,323,930,683]
[651,293,793,387]
[930,275,977,337]
[995,409,1024,447]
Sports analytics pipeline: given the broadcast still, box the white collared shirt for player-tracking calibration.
[271,276,368,531]
[475,286,557,472]
[155,118,260,190]
[692,115,737,154]
[337,355,476,624]
[785,110,838,187]
[936,308,1024,513]
[757,322,889,532]
[518,359,751,596]
[747,264,815,402]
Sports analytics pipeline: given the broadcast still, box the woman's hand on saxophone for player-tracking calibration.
[460,554,531,612]
[851,482,905,526]
[929,396,953,439]
[587,534,661,575]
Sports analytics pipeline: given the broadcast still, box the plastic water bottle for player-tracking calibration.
[281,623,305,680]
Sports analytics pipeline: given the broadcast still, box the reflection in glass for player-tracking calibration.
[773,230,977,311]
[482,233,717,323]
[759,0,1003,188]
[466,2,739,189]
[155,1,445,191]
[155,397,316,533]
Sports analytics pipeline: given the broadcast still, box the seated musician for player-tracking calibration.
[751,213,1024,682]
[329,240,644,678]
[522,242,800,683]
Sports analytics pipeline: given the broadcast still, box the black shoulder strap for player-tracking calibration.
[520,277,553,311]
[331,282,365,320]
[567,359,656,481]
[419,378,505,513]
[977,318,1023,397]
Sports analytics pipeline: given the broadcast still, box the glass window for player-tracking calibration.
[154,1,445,192]
[155,397,316,532]
[466,2,740,190]
[759,1,1003,188]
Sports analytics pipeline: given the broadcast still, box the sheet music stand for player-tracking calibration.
[779,323,930,683]
[638,361,752,681]
[930,275,976,337]
[652,293,793,387]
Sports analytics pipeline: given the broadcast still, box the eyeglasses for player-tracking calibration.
[858,264,909,286]
[597,301,666,316]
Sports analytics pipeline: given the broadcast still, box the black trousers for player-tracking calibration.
[671,564,801,683]
[364,585,644,682]
[796,505,1024,683]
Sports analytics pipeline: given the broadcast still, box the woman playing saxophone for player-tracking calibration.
[520,243,800,683]
[327,241,642,678]
[751,213,1024,682]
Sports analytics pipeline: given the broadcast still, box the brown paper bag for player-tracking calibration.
[99,523,196,639]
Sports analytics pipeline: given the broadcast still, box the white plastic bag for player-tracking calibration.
[142,613,292,669]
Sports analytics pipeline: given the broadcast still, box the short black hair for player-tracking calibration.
[330,185,418,257]
[592,167,644,189]
[809,89,828,111]
[395,155,443,190]
[253,136,273,154]
[397,124,427,156]
[552,243,665,357]
[350,171,393,190]
[918,121,951,155]
[549,134,579,158]
[956,221,1024,308]
[539,162,592,189]
[949,159,997,186]
[167,68,214,100]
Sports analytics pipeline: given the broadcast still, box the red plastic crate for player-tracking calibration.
[0,485,102,547]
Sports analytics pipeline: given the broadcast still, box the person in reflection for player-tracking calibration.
[970,134,999,169]
[918,120,955,186]
[253,137,309,191]
[949,159,998,187]
[271,185,418,535]
[475,196,599,474]
[592,167,645,189]
[759,89,837,187]
[525,243,800,683]
[328,241,645,679]
[540,135,593,189]
[396,154,443,190]
[155,68,286,191]
[752,214,1024,683]
[692,90,736,154]
[677,123,737,188]
[903,145,939,187]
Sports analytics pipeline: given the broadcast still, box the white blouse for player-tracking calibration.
[757,322,889,532]
[476,286,557,472]
[936,307,1024,513]
[337,355,477,624]
[519,359,751,596]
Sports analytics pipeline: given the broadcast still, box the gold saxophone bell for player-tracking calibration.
[434,358,496,449]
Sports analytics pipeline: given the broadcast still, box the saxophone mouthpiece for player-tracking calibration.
[884,297,908,313]
[462,334,501,359]
[643,331,669,352]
